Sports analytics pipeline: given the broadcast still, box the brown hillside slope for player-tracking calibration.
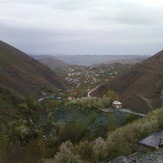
[92,50,163,113]
[0,41,68,97]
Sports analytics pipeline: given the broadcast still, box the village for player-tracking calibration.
[54,62,132,98]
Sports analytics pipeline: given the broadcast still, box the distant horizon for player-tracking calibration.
[31,52,150,66]
[30,53,152,56]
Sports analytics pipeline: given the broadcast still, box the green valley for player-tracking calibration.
[0,41,163,163]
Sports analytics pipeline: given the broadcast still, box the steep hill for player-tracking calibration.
[0,41,68,100]
[92,50,163,113]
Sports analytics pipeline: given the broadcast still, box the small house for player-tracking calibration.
[41,92,47,96]
[137,131,163,152]
[112,101,122,109]
[50,95,55,99]
[57,97,62,100]
[68,96,73,101]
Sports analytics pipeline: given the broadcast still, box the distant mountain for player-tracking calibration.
[102,57,147,65]
[52,55,149,66]
[91,50,163,113]
[37,56,68,69]
[93,58,146,70]
[0,41,68,100]
[31,54,149,66]
[30,54,51,60]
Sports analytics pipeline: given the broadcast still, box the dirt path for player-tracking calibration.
[135,93,153,111]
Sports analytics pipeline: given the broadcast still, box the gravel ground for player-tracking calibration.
[129,150,163,163]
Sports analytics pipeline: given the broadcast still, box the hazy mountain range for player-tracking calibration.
[31,54,149,66]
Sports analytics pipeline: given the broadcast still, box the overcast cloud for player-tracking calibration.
[0,0,163,55]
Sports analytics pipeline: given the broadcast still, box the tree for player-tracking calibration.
[46,141,79,163]
[76,140,94,162]
[106,90,119,102]
[108,112,117,131]
[92,137,107,162]
[124,114,140,124]
[58,122,87,143]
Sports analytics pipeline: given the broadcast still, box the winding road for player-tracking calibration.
[87,85,100,97]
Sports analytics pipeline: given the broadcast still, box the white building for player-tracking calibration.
[112,101,122,108]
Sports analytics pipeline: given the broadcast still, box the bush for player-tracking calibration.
[44,141,79,163]
[67,96,112,110]
[56,107,163,162]
[124,114,140,124]
[58,122,88,143]
[92,137,107,162]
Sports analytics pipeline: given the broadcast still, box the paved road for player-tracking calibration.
[38,97,44,102]
[118,108,145,117]
[88,85,100,97]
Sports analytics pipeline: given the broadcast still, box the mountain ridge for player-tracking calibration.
[37,56,68,69]
[91,50,163,113]
[0,40,68,99]
[31,54,150,66]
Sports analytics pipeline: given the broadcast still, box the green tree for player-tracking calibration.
[108,112,117,132]
[124,114,140,124]
[92,137,107,162]
[47,141,79,163]
[106,90,119,102]
[76,140,94,162]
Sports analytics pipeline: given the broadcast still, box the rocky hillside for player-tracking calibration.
[0,41,68,99]
[92,50,163,113]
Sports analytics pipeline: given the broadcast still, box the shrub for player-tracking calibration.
[44,141,79,163]
[92,137,107,162]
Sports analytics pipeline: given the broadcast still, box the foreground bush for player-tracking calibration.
[44,141,80,163]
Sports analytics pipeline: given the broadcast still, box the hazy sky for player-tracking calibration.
[0,0,163,55]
